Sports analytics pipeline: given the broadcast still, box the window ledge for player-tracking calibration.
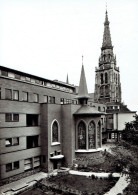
[51,142,60,146]
[75,148,102,153]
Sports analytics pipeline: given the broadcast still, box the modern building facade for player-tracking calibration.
[0,9,136,181]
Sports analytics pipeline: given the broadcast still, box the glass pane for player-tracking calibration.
[22,92,28,101]
[5,89,12,100]
[88,121,95,149]
[78,121,86,149]
[97,122,101,147]
[13,90,19,100]
[13,114,19,121]
[52,121,58,142]
[13,137,19,145]
[5,113,12,122]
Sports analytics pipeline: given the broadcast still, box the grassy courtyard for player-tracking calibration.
[39,174,118,195]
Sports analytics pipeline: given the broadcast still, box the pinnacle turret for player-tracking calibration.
[102,9,113,50]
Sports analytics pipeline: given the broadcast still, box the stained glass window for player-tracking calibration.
[97,122,101,147]
[88,121,95,149]
[78,121,86,149]
[52,121,58,142]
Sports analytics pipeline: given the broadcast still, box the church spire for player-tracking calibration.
[77,56,90,104]
[102,9,113,50]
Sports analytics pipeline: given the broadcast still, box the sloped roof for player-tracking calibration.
[74,105,104,115]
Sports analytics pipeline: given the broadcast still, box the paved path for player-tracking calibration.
[104,174,130,195]
[69,170,120,178]
[0,172,48,195]
[69,170,130,195]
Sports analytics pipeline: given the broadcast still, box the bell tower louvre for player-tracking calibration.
[94,9,122,104]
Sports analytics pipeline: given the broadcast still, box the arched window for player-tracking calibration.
[116,74,118,84]
[52,121,59,143]
[105,85,109,96]
[101,73,104,84]
[78,121,86,149]
[88,121,95,149]
[97,121,101,148]
[100,86,104,96]
[105,72,108,83]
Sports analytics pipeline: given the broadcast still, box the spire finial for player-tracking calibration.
[82,55,83,65]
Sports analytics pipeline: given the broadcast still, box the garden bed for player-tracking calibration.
[38,174,119,195]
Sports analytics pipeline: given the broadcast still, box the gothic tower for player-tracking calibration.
[94,10,121,104]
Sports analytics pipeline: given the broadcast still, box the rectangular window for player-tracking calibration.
[34,93,39,102]
[5,89,12,100]
[0,88,1,99]
[26,114,38,126]
[13,90,19,100]
[5,113,19,122]
[1,70,8,76]
[24,158,32,171]
[6,163,12,172]
[5,113,12,122]
[111,133,115,139]
[27,135,39,149]
[5,138,12,147]
[15,74,21,80]
[14,161,19,169]
[13,114,19,121]
[101,118,103,125]
[22,91,28,101]
[43,95,48,103]
[5,137,19,147]
[60,98,64,104]
[49,96,55,104]
[12,137,19,145]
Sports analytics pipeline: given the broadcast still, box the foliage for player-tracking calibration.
[122,115,138,146]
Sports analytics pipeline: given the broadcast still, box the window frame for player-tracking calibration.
[13,90,19,101]
[5,137,19,147]
[22,91,28,102]
[5,88,12,100]
[34,93,39,103]
[51,120,60,146]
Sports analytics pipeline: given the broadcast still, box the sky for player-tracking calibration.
[0,0,138,112]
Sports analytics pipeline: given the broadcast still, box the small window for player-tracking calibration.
[14,161,19,169]
[12,137,19,145]
[0,88,1,99]
[6,163,12,172]
[5,137,19,147]
[26,114,38,126]
[34,93,39,102]
[49,96,55,104]
[101,118,103,125]
[13,114,19,122]
[98,106,101,111]
[1,70,8,76]
[5,89,12,100]
[15,74,21,79]
[13,90,19,100]
[22,92,28,102]
[5,138,12,147]
[5,113,12,122]
[43,95,48,103]
[27,135,39,149]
